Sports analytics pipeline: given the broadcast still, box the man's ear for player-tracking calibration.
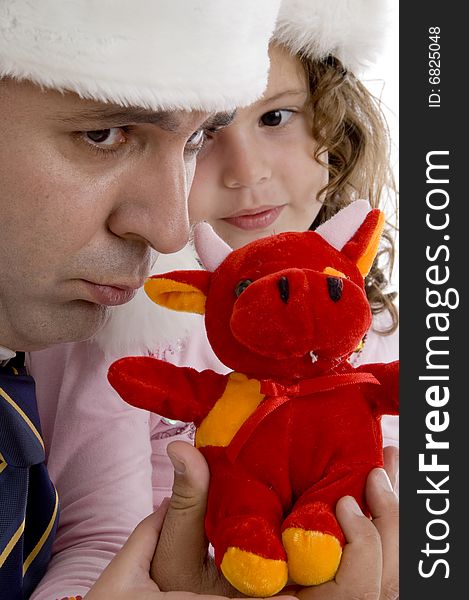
[341,209,385,277]
[144,270,211,315]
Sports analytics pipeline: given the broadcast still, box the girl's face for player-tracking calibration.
[189,44,328,250]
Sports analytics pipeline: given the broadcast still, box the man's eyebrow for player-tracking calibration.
[202,110,236,130]
[54,107,184,131]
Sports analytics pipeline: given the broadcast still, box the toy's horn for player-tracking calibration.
[315,200,371,250]
[193,222,232,272]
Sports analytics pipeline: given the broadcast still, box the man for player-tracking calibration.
[0,1,281,598]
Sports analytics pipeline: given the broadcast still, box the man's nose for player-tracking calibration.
[107,153,191,254]
[222,134,271,189]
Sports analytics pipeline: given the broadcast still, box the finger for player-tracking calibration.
[297,496,382,600]
[383,445,399,492]
[151,441,219,592]
[365,468,399,600]
[114,498,170,574]
[85,502,169,598]
[336,496,382,594]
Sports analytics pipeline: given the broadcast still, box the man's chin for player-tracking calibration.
[59,300,112,343]
[21,301,111,351]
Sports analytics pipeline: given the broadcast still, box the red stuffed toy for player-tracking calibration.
[108,200,399,597]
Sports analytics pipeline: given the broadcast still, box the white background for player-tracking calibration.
[362,2,399,291]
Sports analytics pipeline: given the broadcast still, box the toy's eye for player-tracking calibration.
[235,279,252,297]
[327,277,343,302]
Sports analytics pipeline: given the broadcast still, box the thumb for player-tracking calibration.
[151,440,212,591]
[166,440,210,518]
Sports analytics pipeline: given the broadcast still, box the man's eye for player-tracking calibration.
[185,128,206,153]
[260,109,294,128]
[84,128,126,147]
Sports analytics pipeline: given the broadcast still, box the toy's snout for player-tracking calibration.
[229,267,369,360]
[230,269,321,358]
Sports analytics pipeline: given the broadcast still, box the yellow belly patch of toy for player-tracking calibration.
[196,373,264,448]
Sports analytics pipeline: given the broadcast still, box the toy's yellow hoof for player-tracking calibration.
[221,546,288,597]
[282,527,342,586]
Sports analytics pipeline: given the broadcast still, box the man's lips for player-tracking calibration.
[222,205,285,230]
[80,280,141,306]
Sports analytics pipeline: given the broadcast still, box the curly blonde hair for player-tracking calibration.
[301,54,398,334]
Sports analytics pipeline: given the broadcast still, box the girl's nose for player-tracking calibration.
[221,135,271,189]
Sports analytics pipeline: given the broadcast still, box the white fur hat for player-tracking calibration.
[273,0,389,73]
[0,0,281,111]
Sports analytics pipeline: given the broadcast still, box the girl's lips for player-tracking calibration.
[222,205,284,231]
[81,281,138,306]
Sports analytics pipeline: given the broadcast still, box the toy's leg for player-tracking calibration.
[219,515,288,597]
[281,467,369,586]
[207,468,288,597]
[282,500,343,586]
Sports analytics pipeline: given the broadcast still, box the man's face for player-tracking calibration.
[0,79,229,350]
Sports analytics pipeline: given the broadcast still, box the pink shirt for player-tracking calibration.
[27,343,197,598]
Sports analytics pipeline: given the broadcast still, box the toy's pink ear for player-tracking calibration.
[315,200,372,250]
[144,270,211,315]
[193,222,232,272]
[315,200,385,276]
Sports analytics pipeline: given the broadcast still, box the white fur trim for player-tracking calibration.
[0,0,281,111]
[92,244,201,359]
[273,0,389,73]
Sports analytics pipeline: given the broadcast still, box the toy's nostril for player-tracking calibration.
[278,276,289,303]
[327,277,343,302]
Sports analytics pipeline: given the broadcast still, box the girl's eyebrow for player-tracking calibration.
[259,89,308,105]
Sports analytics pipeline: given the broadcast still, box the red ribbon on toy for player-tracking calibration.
[226,371,379,463]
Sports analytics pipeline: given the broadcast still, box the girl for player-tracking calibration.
[27,1,398,599]
[185,41,399,445]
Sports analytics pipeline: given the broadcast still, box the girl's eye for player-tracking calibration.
[84,128,126,147]
[260,109,294,128]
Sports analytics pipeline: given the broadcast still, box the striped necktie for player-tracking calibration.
[0,353,59,599]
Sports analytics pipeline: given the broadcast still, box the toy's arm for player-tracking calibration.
[356,360,399,417]
[108,356,229,425]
